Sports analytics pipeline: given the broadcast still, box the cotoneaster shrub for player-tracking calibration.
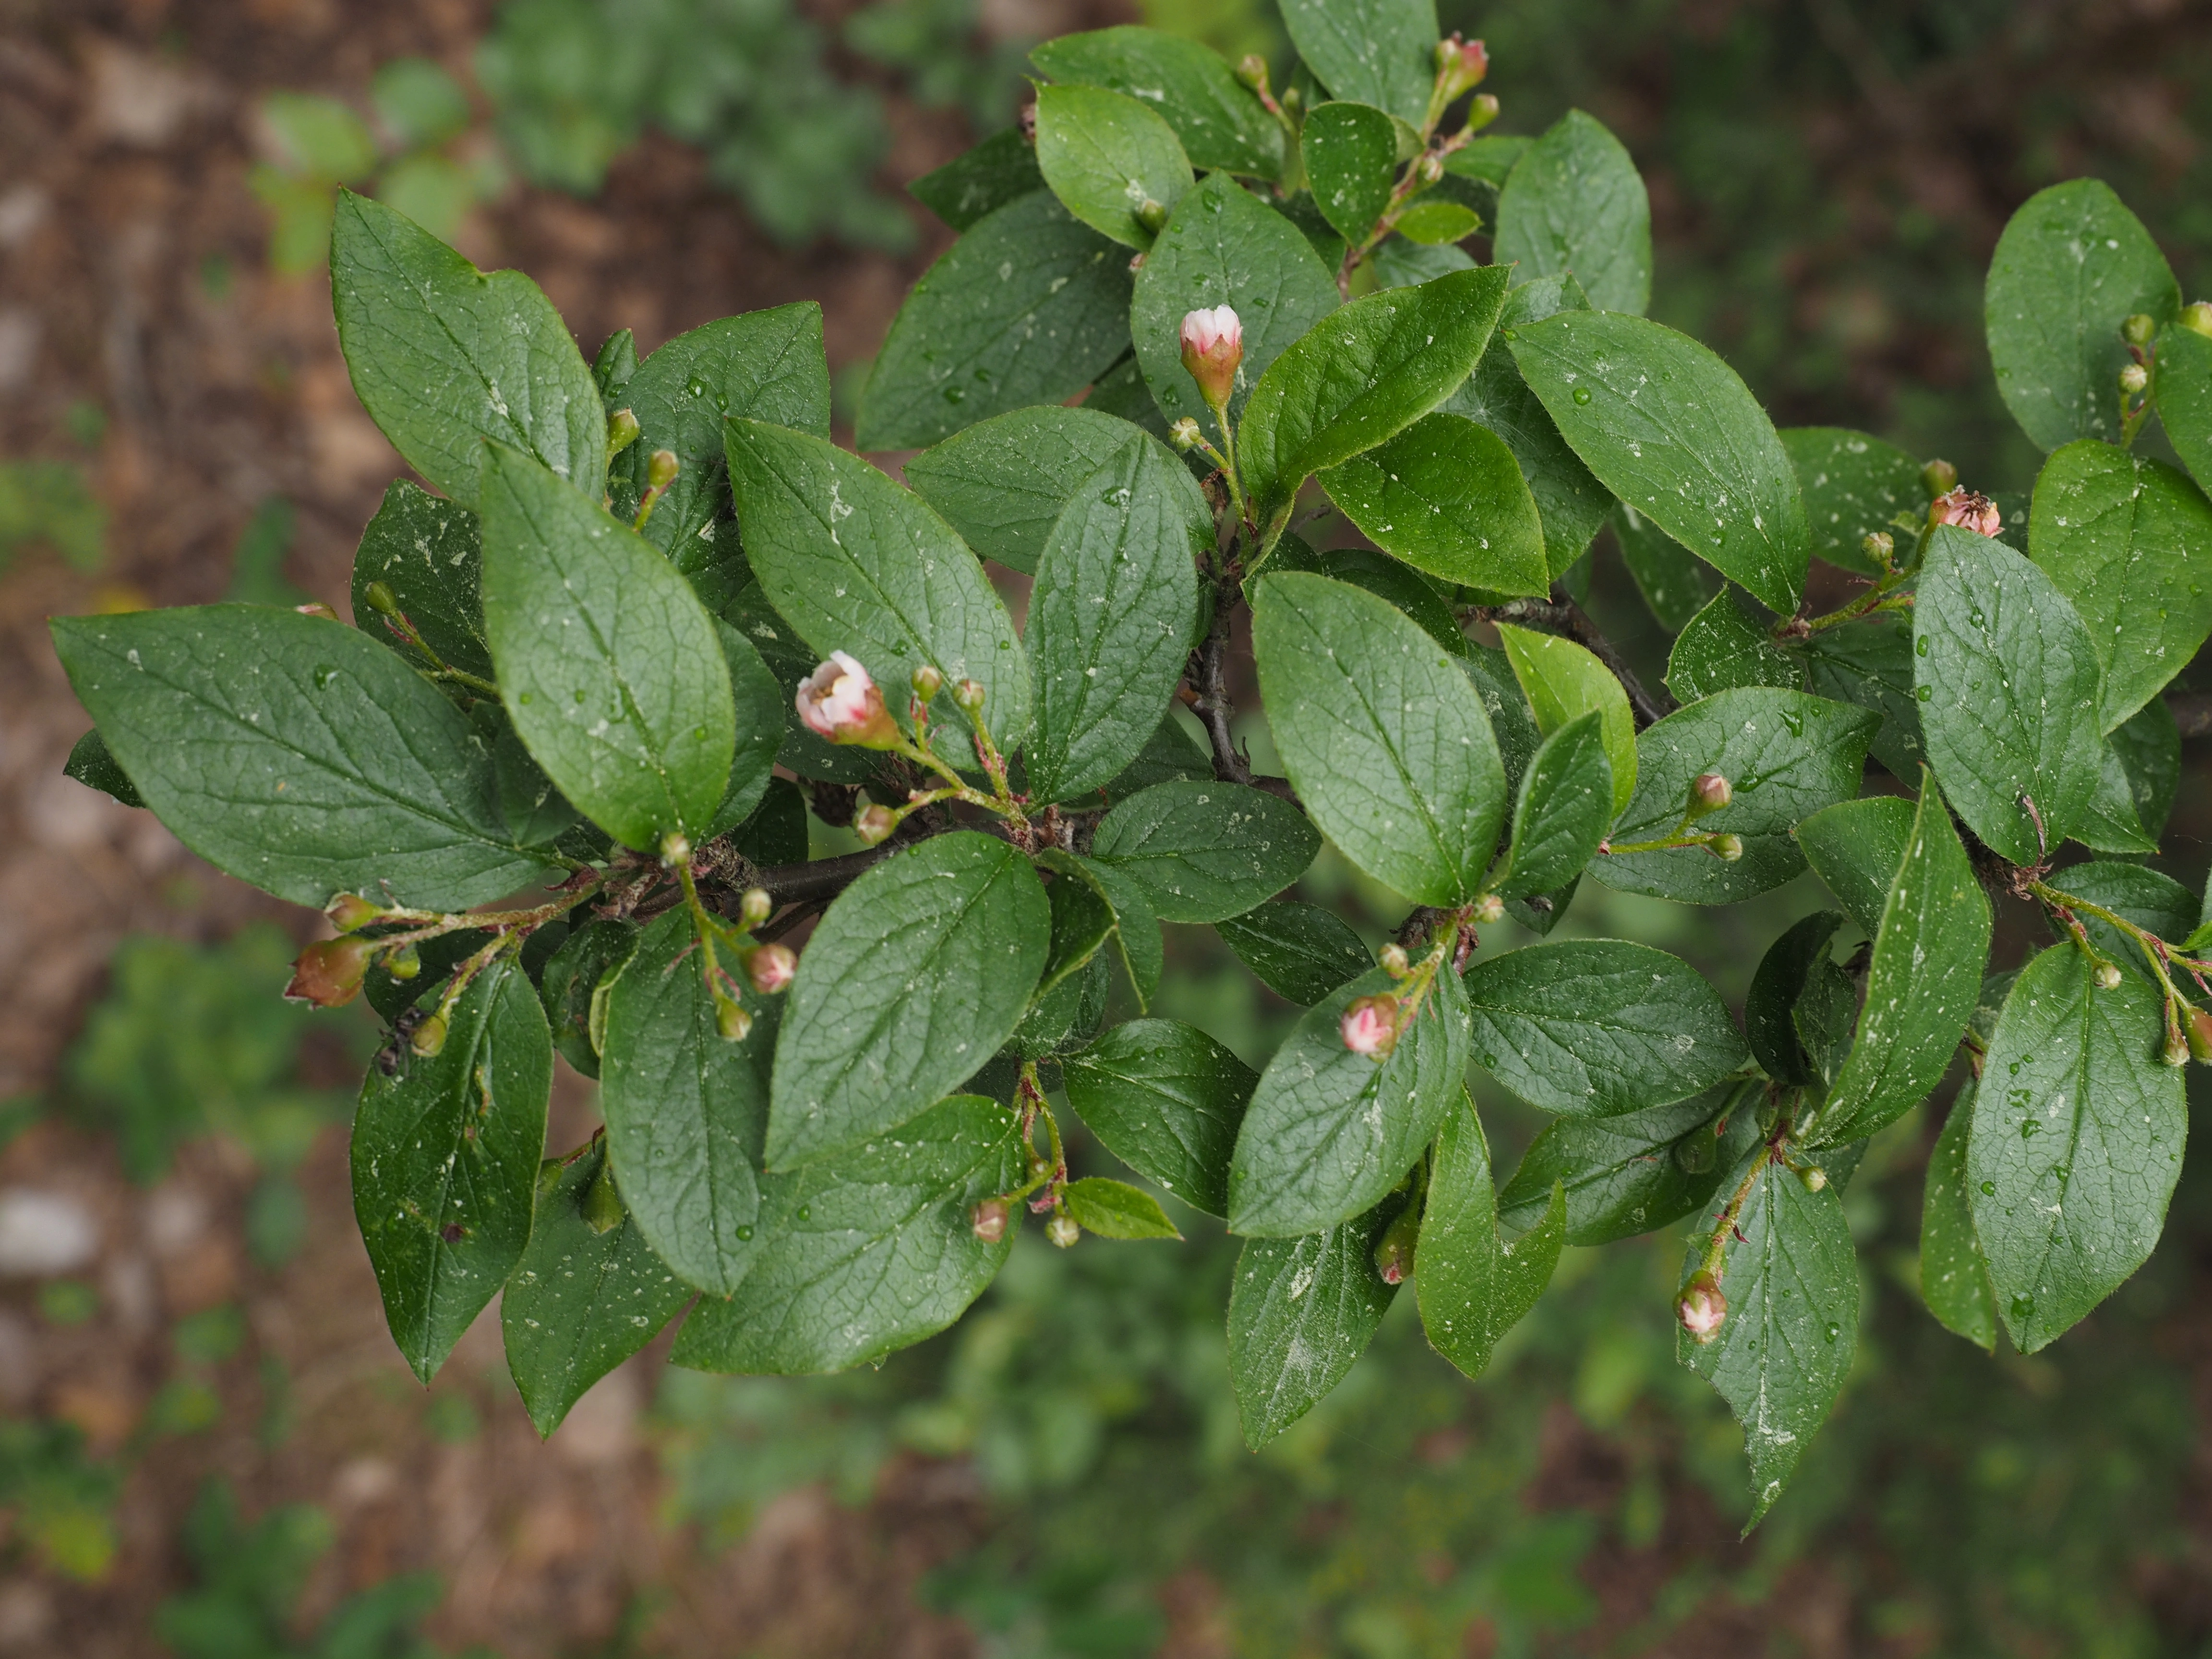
[50,0,2212,1527]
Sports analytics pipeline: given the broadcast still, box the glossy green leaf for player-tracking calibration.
[1228,967,1469,1237]
[1970,944,2186,1353]
[538,917,638,1081]
[1034,83,1193,250]
[1417,1093,1565,1380]
[1070,853,1164,1005]
[1920,1084,1998,1352]
[352,961,550,1382]
[1782,427,1923,576]
[1284,544,1467,654]
[1036,858,1117,1000]
[1394,201,1479,245]
[1914,524,2103,865]
[1665,587,1801,705]
[1744,911,1846,1086]
[1611,501,1716,631]
[51,605,548,911]
[1984,179,2179,451]
[349,480,491,683]
[1214,900,1374,1006]
[1800,610,1924,779]
[2107,696,2181,843]
[1373,240,1475,296]
[909,128,1044,230]
[1511,310,1809,616]
[1031,27,1284,177]
[1494,623,1635,817]
[1226,1204,1399,1450]
[768,832,1048,1167]
[2156,321,2212,496]
[1320,412,1549,595]
[1103,713,1213,803]
[705,623,785,840]
[1493,712,1612,900]
[1301,101,1399,243]
[330,190,604,507]
[1089,780,1319,923]
[480,443,735,851]
[904,405,1143,575]
[1062,1018,1255,1216]
[1794,795,1914,939]
[1253,572,1505,904]
[1493,109,1651,315]
[62,728,142,808]
[1064,1177,1182,1239]
[1500,1084,1757,1246]
[1279,0,1435,123]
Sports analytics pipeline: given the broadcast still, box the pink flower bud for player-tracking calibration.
[951,677,986,716]
[853,803,897,846]
[1340,994,1401,1060]
[285,936,374,1007]
[1688,772,1732,814]
[744,941,796,996]
[295,601,340,622]
[1432,34,1489,101]
[1677,1271,1727,1342]
[2189,1007,2212,1064]
[910,663,943,702]
[1930,488,2002,538]
[1179,306,1243,411]
[796,652,900,748]
[325,892,384,933]
[971,1197,1011,1243]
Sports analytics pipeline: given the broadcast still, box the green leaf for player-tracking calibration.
[1004,953,1111,1060]
[1794,795,1915,939]
[1680,1147,1859,1531]
[479,443,735,851]
[705,623,785,840]
[858,191,1134,450]
[1665,587,1802,705]
[1913,524,2104,864]
[1744,911,1846,1086]
[1240,266,1510,531]
[767,832,1048,1167]
[1036,858,1118,999]
[1969,944,2186,1352]
[1228,967,1469,1236]
[329,190,604,508]
[904,405,1143,575]
[1280,544,1467,653]
[538,917,638,1080]
[1062,1018,1255,1215]
[1070,853,1164,1004]
[1494,623,1635,817]
[1417,1093,1565,1380]
[1799,610,1924,779]
[1031,27,1286,177]
[1494,711,1612,900]
[909,127,1044,231]
[1596,688,1878,905]
[1063,1177,1182,1239]
[1444,134,1530,190]
[1394,201,1480,245]
[1278,0,1436,126]
[719,584,875,786]
[1102,712,1214,805]
[1464,939,1746,1117]
[599,909,772,1295]
[1458,642,1542,794]
[1301,101,1399,243]
[1214,901,1374,1006]
[2155,321,2212,497]
[1493,109,1651,316]
[1781,427,1923,576]
[1319,412,1549,596]
[671,1094,1024,1374]
[1132,173,1341,431]
[50,605,548,910]
[1920,1085,1997,1352]
[501,1141,695,1437]
[2107,696,2181,844]
[1252,572,1505,904]
[1371,237,1475,288]
[1226,1204,1399,1450]
[1611,501,1718,631]
[1026,433,1207,804]
[1810,780,1990,1146]
[1034,83,1193,250]
[63,728,143,809]
[605,305,831,557]
[1791,953,1858,1089]
[2040,859,2194,990]
[1511,310,1810,616]
[2029,439,2212,731]
[1500,1084,1756,1246]
[352,961,549,1382]
[1089,780,1320,923]
[726,419,1030,748]
[1984,179,2180,451]
[349,480,491,683]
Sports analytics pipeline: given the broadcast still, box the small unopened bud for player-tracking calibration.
[1235,54,1270,95]
[2093,960,2124,991]
[660,830,691,868]
[1279,85,1302,115]
[853,803,897,846]
[645,448,679,492]
[325,892,384,933]
[1863,530,1895,567]
[796,652,901,747]
[1473,893,1504,926]
[1372,1202,1420,1285]
[1017,101,1036,144]
[607,408,641,460]
[384,943,421,982]
[1134,197,1168,234]
[910,663,943,702]
[410,1011,448,1057]
[1462,93,1499,134]
[2123,313,2158,348]
[1677,1270,1727,1343]
[1341,994,1401,1060]
[1046,1212,1080,1249]
[1178,305,1244,412]
[714,993,752,1043]
[740,888,773,928]
[1687,772,1733,815]
[1416,152,1443,184]
[1920,458,1958,498]
[1432,33,1490,101]
[2120,362,2150,395]
[1707,833,1745,862]
[1379,943,1411,978]
[285,936,375,1007]
[2183,301,2212,339]
[1167,416,1203,452]
[295,601,339,622]
[744,941,796,995]
[2165,1027,2190,1068]
[1799,1164,1828,1193]
[971,1197,1011,1243]
[2188,1007,2212,1065]
[951,677,986,716]
[582,1162,625,1234]
[1930,488,2003,538]
[362,581,401,618]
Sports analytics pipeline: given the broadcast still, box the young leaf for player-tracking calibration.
[1278,0,1437,126]
[1417,1093,1566,1380]
[704,623,785,840]
[62,728,143,808]
[1061,1017,1256,1216]
[1131,172,1340,430]
[1597,688,1878,906]
[1301,101,1400,243]
[1611,501,1718,631]
[1030,27,1285,177]
[1494,623,1636,817]
[1036,859,1118,999]
[1239,266,1510,532]
[2157,321,2212,497]
[1026,433,1207,804]
[1227,967,1469,1237]
[2028,440,2212,731]
[1252,572,1506,904]
[1984,179,2179,451]
[767,832,1048,1167]
[329,189,604,507]
[1226,1204,1399,1451]
[1500,1084,1757,1246]
[501,1142,695,1438]
[858,191,1133,450]
[1089,780,1320,923]
[1070,853,1165,1003]
[1063,1177,1182,1240]
[1665,587,1801,705]
[1214,901,1374,1006]
[1920,1085,1997,1352]
[1969,944,2185,1353]
[1493,711,1613,900]
[51,605,549,911]
[479,443,736,851]
[1913,524,2103,865]
[352,960,550,1383]
[1464,939,1747,1117]
[349,481,491,682]
[904,405,1142,575]
[1680,1147,1859,1532]
[1809,780,1991,1146]
[1780,427,1923,576]
[1511,310,1810,617]
[725,420,1030,747]
[1493,109,1651,316]
[1794,795,1915,940]
[672,1094,1025,1375]
[1034,83,1193,250]
[599,909,770,1295]
[909,127,1044,231]
[1744,911,1847,1086]
[1319,411,1550,596]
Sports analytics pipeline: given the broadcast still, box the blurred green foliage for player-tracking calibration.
[0,1419,121,1583]
[0,459,103,575]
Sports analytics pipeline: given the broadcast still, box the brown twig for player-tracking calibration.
[1190,583,1253,786]
[1475,595,1674,729]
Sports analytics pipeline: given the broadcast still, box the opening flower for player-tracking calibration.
[1930,488,2002,538]
[1178,305,1243,410]
[796,652,899,747]
[1340,993,1401,1059]
[1678,1271,1727,1342]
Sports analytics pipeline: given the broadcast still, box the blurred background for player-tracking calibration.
[3,0,2212,1654]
